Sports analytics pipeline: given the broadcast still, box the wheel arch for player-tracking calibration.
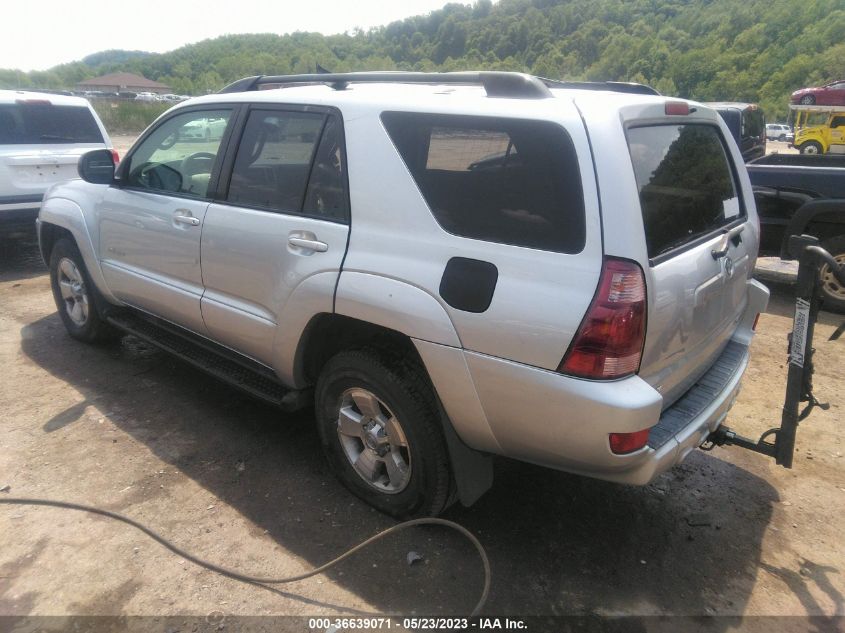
[781,199,845,258]
[38,198,118,304]
[296,312,494,508]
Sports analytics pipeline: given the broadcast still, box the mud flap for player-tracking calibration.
[435,399,494,507]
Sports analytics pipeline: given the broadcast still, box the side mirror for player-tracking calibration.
[78,149,116,184]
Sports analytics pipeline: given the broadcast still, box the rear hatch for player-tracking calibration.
[625,117,756,407]
[0,101,106,201]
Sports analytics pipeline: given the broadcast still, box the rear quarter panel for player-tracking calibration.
[337,95,602,371]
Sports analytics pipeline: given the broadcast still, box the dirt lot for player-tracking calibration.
[1,229,844,628]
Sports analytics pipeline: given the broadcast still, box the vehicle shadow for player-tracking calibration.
[17,311,787,623]
[0,228,46,283]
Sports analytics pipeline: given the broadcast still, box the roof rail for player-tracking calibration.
[540,79,660,96]
[218,71,555,99]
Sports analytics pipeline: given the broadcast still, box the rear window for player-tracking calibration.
[381,112,585,254]
[0,103,104,144]
[627,124,742,259]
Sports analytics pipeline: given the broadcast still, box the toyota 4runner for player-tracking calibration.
[36,72,769,517]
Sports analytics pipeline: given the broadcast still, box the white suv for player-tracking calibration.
[36,72,769,517]
[766,123,792,141]
[0,90,113,237]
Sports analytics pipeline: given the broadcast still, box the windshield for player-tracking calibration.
[0,103,104,144]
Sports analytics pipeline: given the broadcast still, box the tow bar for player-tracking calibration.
[704,235,845,467]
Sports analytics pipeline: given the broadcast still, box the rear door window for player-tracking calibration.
[627,124,742,260]
[0,103,104,144]
[226,109,325,214]
[381,112,585,254]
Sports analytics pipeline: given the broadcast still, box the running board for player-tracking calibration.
[105,310,311,411]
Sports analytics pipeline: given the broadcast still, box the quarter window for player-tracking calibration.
[124,109,232,198]
[381,112,585,253]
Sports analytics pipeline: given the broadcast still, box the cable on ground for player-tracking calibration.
[0,497,490,615]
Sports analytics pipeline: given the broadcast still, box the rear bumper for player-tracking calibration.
[423,279,769,485]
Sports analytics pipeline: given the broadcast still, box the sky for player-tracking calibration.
[0,0,461,71]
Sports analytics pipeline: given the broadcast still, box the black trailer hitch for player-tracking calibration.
[704,235,845,468]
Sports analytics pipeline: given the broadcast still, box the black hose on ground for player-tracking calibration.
[0,497,490,616]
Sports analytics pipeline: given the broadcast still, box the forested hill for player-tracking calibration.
[2,0,844,118]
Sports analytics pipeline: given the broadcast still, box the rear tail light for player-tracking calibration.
[558,257,646,380]
[110,149,120,165]
[609,429,650,454]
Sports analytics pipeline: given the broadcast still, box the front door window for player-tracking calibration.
[124,109,232,198]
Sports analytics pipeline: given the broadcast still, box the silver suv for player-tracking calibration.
[36,72,769,517]
[0,90,113,237]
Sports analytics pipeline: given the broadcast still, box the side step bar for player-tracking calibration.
[105,310,311,411]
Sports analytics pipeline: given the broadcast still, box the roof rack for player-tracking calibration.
[218,71,661,99]
[789,104,845,113]
[540,79,660,96]
[219,72,554,99]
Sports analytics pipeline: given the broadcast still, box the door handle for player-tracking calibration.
[174,215,200,226]
[288,237,328,252]
[711,225,744,259]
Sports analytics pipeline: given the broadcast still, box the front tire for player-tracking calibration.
[315,348,452,518]
[49,238,117,343]
[799,141,823,155]
[819,236,845,314]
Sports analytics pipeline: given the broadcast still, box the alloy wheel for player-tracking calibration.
[336,387,411,493]
[57,257,89,326]
[820,253,845,301]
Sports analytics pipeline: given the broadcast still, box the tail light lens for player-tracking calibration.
[110,149,120,165]
[558,258,646,380]
[665,101,690,115]
[609,429,650,454]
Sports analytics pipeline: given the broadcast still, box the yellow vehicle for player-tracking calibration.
[791,105,845,154]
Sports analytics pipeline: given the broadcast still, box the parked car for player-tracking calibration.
[37,72,768,517]
[791,80,845,106]
[0,90,114,237]
[748,152,845,310]
[705,102,766,162]
[766,123,792,142]
[177,116,228,141]
[792,110,845,154]
[134,92,157,102]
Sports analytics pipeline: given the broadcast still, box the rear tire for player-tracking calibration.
[819,236,845,314]
[800,95,816,105]
[799,141,823,155]
[49,238,118,343]
[315,348,452,518]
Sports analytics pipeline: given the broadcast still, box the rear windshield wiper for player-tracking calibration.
[39,134,78,141]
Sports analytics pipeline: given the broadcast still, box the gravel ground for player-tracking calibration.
[0,228,844,628]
